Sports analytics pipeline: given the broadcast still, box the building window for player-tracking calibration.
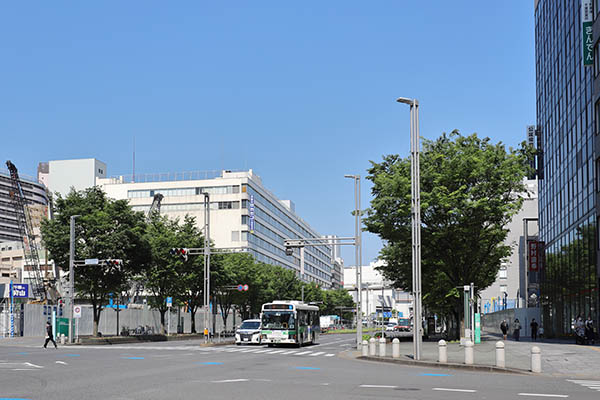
[231,231,240,241]
[499,267,507,279]
[500,285,507,293]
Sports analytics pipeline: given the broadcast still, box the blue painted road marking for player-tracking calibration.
[295,367,321,370]
[0,398,33,400]
[15,352,29,355]
[123,357,144,360]
[65,354,80,357]
[197,362,223,365]
[421,373,451,376]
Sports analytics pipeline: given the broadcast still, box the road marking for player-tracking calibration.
[433,388,477,393]
[268,350,285,354]
[517,394,568,398]
[309,351,325,356]
[197,362,223,365]
[254,349,271,353]
[11,369,37,371]
[295,367,321,370]
[421,373,452,376]
[24,362,43,369]
[360,385,397,389]
[211,379,249,383]
[324,353,335,357]
[281,350,298,354]
[295,351,312,355]
[65,354,80,357]
[55,361,68,365]
[122,357,144,360]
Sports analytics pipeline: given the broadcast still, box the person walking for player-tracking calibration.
[585,316,595,345]
[530,318,539,341]
[500,319,508,341]
[513,318,521,341]
[43,321,57,349]
[575,315,585,344]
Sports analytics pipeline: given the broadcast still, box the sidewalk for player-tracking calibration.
[358,333,600,378]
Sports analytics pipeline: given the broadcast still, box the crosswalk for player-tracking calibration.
[70,344,337,358]
[566,379,600,392]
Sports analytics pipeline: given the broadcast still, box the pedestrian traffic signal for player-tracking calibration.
[169,248,189,261]
[106,259,122,268]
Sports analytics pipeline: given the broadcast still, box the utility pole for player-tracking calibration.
[344,175,362,350]
[203,193,210,342]
[68,215,80,344]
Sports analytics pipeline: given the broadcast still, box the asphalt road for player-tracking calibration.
[1,334,598,400]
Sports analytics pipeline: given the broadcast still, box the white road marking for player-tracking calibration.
[360,385,397,389]
[55,361,68,365]
[211,379,249,383]
[309,352,325,356]
[12,368,37,371]
[24,362,44,369]
[268,350,285,354]
[324,353,335,357]
[295,351,312,355]
[254,349,271,353]
[281,350,297,354]
[517,394,568,398]
[433,388,477,393]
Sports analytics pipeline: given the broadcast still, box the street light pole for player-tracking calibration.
[68,214,80,344]
[397,97,422,360]
[203,193,211,342]
[345,174,362,349]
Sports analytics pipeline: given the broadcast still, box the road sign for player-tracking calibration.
[85,258,99,265]
[243,284,249,292]
[237,284,243,291]
[73,305,82,318]
[166,297,173,307]
[11,283,28,298]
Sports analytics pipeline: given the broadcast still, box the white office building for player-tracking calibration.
[344,260,412,320]
[41,158,107,197]
[94,169,337,288]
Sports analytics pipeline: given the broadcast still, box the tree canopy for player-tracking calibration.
[364,131,534,336]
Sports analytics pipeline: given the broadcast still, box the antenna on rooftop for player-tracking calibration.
[132,136,136,183]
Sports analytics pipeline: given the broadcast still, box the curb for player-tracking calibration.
[357,355,534,375]
[74,335,234,346]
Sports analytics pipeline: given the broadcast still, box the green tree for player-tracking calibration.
[364,131,533,338]
[41,187,150,336]
[322,288,355,321]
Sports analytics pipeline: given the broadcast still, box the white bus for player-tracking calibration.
[260,300,320,347]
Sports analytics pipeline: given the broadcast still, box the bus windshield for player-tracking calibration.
[262,311,295,330]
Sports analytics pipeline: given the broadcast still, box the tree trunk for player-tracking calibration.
[92,301,102,337]
[190,306,197,334]
[159,309,166,334]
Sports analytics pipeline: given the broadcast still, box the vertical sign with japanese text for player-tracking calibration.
[583,0,594,66]
[527,125,536,179]
[528,240,539,272]
[249,195,255,233]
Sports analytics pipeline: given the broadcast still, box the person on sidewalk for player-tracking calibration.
[575,315,586,345]
[513,318,521,341]
[530,318,539,341]
[43,321,57,349]
[500,319,508,341]
[585,316,595,345]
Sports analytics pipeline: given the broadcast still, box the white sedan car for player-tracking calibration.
[235,319,262,345]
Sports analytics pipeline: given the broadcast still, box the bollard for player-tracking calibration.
[392,338,400,359]
[438,339,447,363]
[379,337,386,357]
[464,340,474,365]
[531,346,541,373]
[495,341,505,368]
[60,334,66,345]
[369,337,376,356]
[362,340,368,356]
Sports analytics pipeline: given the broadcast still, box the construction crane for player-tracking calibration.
[5,160,47,302]
[147,193,164,220]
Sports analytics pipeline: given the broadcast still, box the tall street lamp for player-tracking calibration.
[396,96,422,360]
[344,174,362,349]
[68,214,81,344]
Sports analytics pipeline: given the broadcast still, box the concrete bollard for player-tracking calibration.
[369,338,376,356]
[60,334,66,345]
[464,340,474,365]
[531,346,541,373]
[438,339,447,363]
[392,338,400,359]
[362,340,368,356]
[495,341,505,368]
[379,337,386,357]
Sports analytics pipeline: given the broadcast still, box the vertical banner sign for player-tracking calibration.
[249,195,255,233]
[583,0,594,67]
[528,240,539,272]
[536,126,544,180]
[474,313,481,344]
[527,125,536,179]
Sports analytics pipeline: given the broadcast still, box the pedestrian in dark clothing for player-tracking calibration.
[530,319,539,341]
[513,319,521,341]
[43,321,57,349]
[585,317,595,345]
[500,320,508,341]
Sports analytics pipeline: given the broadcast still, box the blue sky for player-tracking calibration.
[0,1,536,266]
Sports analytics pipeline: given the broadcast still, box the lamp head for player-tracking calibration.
[396,97,418,106]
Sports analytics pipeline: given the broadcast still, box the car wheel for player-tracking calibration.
[236,342,241,346]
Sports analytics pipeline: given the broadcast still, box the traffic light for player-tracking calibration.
[169,248,189,261]
[285,248,294,256]
[106,259,122,268]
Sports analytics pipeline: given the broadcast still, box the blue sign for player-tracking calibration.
[383,311,392,318]
[12,283,29,298]
[166,297,173,307]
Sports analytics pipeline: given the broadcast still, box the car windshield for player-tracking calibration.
[240,321,260,330]
[262,311,295,330]
[399,319,410,325]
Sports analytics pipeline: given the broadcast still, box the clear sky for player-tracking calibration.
[0,1,536,266]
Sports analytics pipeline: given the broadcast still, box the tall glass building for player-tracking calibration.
[535,0,599,337]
